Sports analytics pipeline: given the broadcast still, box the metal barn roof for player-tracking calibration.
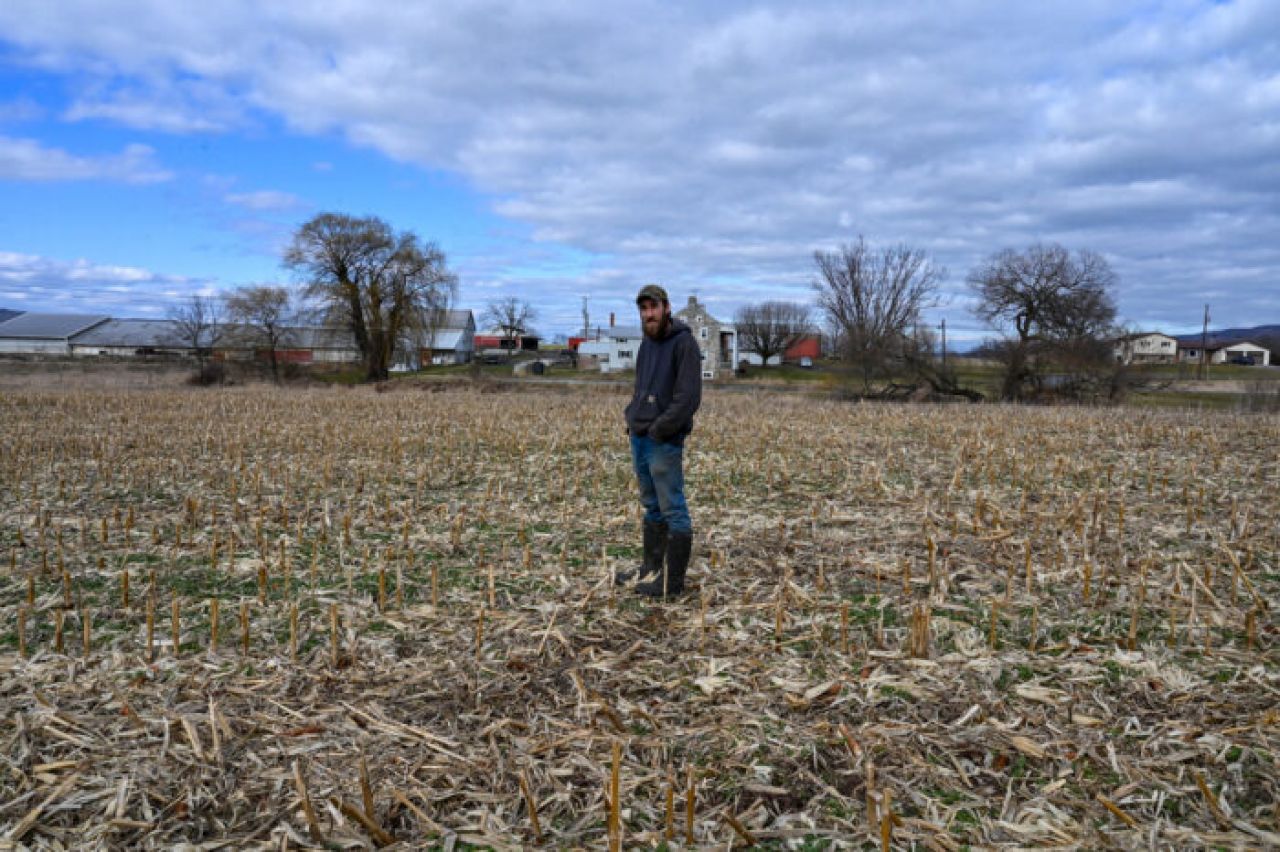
[0,309,23,325]
[428,328,469,350]
[287,327,359,350]
[71,319,186,348]
[0,313,109,339]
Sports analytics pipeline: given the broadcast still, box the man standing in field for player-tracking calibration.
[616,284,703,598]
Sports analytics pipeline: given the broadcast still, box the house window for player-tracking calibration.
[699,326,707,340]
[617,350,632,359]
[702,370,715,379]
[1161,341,1171,348]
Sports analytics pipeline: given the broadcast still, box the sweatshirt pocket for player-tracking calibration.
[633,397,660,421]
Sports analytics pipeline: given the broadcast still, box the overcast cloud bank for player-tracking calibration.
[0,1,1277,337]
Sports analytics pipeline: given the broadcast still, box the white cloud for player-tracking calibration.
[224,190,302,211]
[0,1,1278,332]
[0,97,45,123]
[0,135,172,183]
[0,250,216,314]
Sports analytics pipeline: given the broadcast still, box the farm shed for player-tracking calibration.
[475,330,540,358]
[1177,339,1271,366]
[0,312,109,355]
[423,309,476,365]
[275,327,362,364]
[69,318,190,357]
[1114,332,1177,364]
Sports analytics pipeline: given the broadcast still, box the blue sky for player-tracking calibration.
[1,1,1277,341]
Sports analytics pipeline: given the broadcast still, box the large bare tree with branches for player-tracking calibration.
[813,237,944,393]
[734,301,812,367]
[284,213,457,381]
[968,242,1118,401]
[226,285,295,383]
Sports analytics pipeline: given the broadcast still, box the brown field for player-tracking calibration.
[1,384,1277,849]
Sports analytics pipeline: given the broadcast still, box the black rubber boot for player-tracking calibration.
[615,520,667,586]
[636,531,691,598]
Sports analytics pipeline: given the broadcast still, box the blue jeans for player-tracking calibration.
[630,434,691,534]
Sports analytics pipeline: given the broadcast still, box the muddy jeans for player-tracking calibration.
[630,434,691,534]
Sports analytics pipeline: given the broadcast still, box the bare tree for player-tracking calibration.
[483,297,536,360]
[968,242,1117,401]
[226,285,295,383]
[167,293,225,381]
[284,213,457,382]
[734,301,812,368]
[813,237,944,393]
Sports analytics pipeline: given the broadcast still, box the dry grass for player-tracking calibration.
[1,384,1277,849]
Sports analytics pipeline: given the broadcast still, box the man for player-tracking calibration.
[616,284,702,598]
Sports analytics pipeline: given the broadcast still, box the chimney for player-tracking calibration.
[609,312,615,328]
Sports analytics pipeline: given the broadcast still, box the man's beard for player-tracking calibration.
[643,313,670,340]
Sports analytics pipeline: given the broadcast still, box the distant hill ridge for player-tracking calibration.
[1172,324,1280,344]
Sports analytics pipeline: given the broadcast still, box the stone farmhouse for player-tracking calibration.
[674,296,739,379]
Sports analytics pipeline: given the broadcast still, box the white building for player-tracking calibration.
[0,313,109,355]
[1178,339,1271,366]
[578,325,643,373]
[423,309,476,365]
[1114,332,1178,364]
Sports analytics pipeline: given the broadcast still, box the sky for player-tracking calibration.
[0,0,1276,342]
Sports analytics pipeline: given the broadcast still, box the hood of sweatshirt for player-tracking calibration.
[647,317,692,342]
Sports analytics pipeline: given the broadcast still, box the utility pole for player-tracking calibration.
[581,296,590,337]
[1199,304,1210,380]
[939,318,948,371]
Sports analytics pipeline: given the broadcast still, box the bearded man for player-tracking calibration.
[616,284,703,598]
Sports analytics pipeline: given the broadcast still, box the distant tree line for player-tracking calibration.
[786,235,1125,403]
[168,209,1128,400]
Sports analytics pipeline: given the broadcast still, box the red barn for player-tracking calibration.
[784,335,821,363]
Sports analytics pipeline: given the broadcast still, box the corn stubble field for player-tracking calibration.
[1,383,1277,850]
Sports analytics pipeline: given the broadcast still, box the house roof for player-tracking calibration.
[1176,337,1269,352]
[71,318,187,348]
[0,308,23,325]
[428,328,469,350]
[0,312,109,339]
[1115,331,1175,341]
[576,325,644,340]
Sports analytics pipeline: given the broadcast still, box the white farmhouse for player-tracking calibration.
[1114,332,1178,364]
[578,324,643,373]
[1177,339,1271,366]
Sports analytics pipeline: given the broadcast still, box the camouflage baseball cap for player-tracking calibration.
[635,284,669,304]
